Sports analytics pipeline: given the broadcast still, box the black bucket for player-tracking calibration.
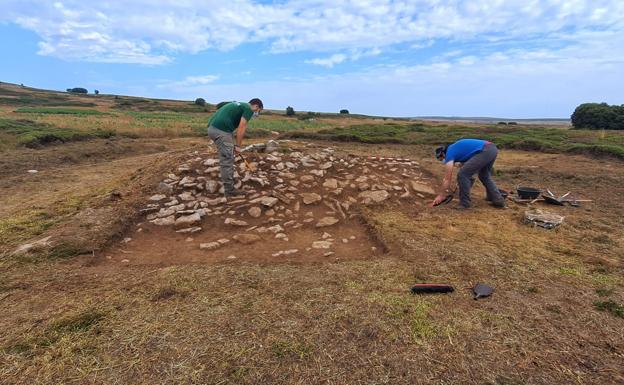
[517,186,541,199]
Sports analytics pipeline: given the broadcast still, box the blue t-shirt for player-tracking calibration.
[444,139,488,163]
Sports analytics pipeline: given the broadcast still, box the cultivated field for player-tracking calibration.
[1,82,623,385]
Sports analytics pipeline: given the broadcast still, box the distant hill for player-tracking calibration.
[413,116,571,126]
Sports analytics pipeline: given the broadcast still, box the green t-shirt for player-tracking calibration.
[209,102,253,133]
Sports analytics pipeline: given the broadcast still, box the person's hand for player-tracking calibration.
[234,145,241,155]
[431,194,447,207]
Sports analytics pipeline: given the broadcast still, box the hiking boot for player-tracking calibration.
[452,203,471,210]
[491,199,507,208]
[224,189,245,198]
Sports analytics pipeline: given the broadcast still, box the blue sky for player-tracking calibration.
[1,0,623,118]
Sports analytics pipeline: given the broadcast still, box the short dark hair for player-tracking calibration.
[435,144,449,160]
[249,98,263,109]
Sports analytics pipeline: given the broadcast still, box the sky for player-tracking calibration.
[0,0,623,118]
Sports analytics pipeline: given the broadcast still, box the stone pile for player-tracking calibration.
[141,142,434,255]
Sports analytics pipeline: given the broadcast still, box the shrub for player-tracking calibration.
[194,98,206,106]
[94,90,99,95]
[286,106,295,116]
[68,88,88,94]
[340,109,349,114]
[216,101,231,109]
[497,122,508,125]
[571,103,624,130]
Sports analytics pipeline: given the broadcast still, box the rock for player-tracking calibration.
[178,192,195,201]
[225,218,249,226]
[293,201,301,212]
[164,199,180,207]
[205,180,219,194]
[204,197,227,206]
[355,176,368,183]
[151,216,176,226]
[248,206,262,218]
[300,175,315,182]
[316,217,339,228]
[227,255,237,260]
[358,190,390,204]
[27,169,38,174]
[320,162,333,170]
[289,180,300,187]
[265,209,275,217]
[322,178,339,189]
[179,176,195,185]
[349,235,356,240]
[267,225,284,233]
[272,249,298,257]
[252,196,279,208]
[323,252,335,257]
[342,238,349,244]
[233,234,262,244]
[217,238,230,245]
[358,183,370,191]
[310,169,325,177]
[11,236,53,256]
[274,162,286,171]
[149,194,167,201]
[322,232,332,239]
[200,242,221,250]
[275,233,288,241]
[301,193,322,204]
[175,226,202,234]
[285,162,297,169]
[411,181,435,196]
[157,182,173,194]
[203,158,219,167]
[175,213,202,228]
[312,241,333,249]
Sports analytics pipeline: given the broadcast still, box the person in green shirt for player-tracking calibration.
[207,98,263,197]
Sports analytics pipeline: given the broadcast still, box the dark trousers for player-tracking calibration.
[457,143,502,207]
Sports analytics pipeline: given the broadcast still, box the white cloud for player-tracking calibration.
[157,74,219,89]
[305,54,347,68]
[1,0,623,64]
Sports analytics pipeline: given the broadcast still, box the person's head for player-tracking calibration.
[435,144,449,162]
[249,98,263,114]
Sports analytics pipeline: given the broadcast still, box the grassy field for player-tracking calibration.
[0,82,623,384]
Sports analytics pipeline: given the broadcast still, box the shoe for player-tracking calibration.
[224,189,245,198]
[452,204,471,210]
[491,199,507,208]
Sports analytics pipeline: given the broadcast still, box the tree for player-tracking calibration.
[194,98,206,106]
[68,87,88,94]
[286,106,295,116]
[571,103,624,130]
[94,90,99,95]
[340,109,349,114]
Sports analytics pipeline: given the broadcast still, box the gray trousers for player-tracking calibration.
[207,126,235,192]
[457,143,502,207]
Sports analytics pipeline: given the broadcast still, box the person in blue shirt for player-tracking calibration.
[432,139,506,209]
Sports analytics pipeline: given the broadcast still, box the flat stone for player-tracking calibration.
[200,242,221,250]
[300,175,315,182]
[203,158,219,167]
[316,217,339,228]
[322,178,339,189]
[217,238,230,245]
[312,241,333,249]
[252,196,279,208]
[151,216,176,226]
[205,180,219,194]
[275,233,288,240]
[149,194,167,201]
[233,234,262,244]
[175,226,202,234]
[411,181,435,196]
[225,218,249,226]
[310,170,325,177]
[178,192,195,201]
[301,192,322,205]
[320,162,333,170]
[175,213,202,228]
[267,225,284,233]
[248,206,262,218]
[358,190,390,204]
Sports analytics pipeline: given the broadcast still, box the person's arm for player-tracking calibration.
[432,161,455,205]
[235,117,248,152]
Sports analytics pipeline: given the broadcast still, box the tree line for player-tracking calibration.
[572,103,624,130]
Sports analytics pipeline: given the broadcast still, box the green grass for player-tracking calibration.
[0,95,96,107]
[282,123,624,159]
[593,300,624,318]
[15,107,107,115]
[0,118,115,147]
[4,309,106,356]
